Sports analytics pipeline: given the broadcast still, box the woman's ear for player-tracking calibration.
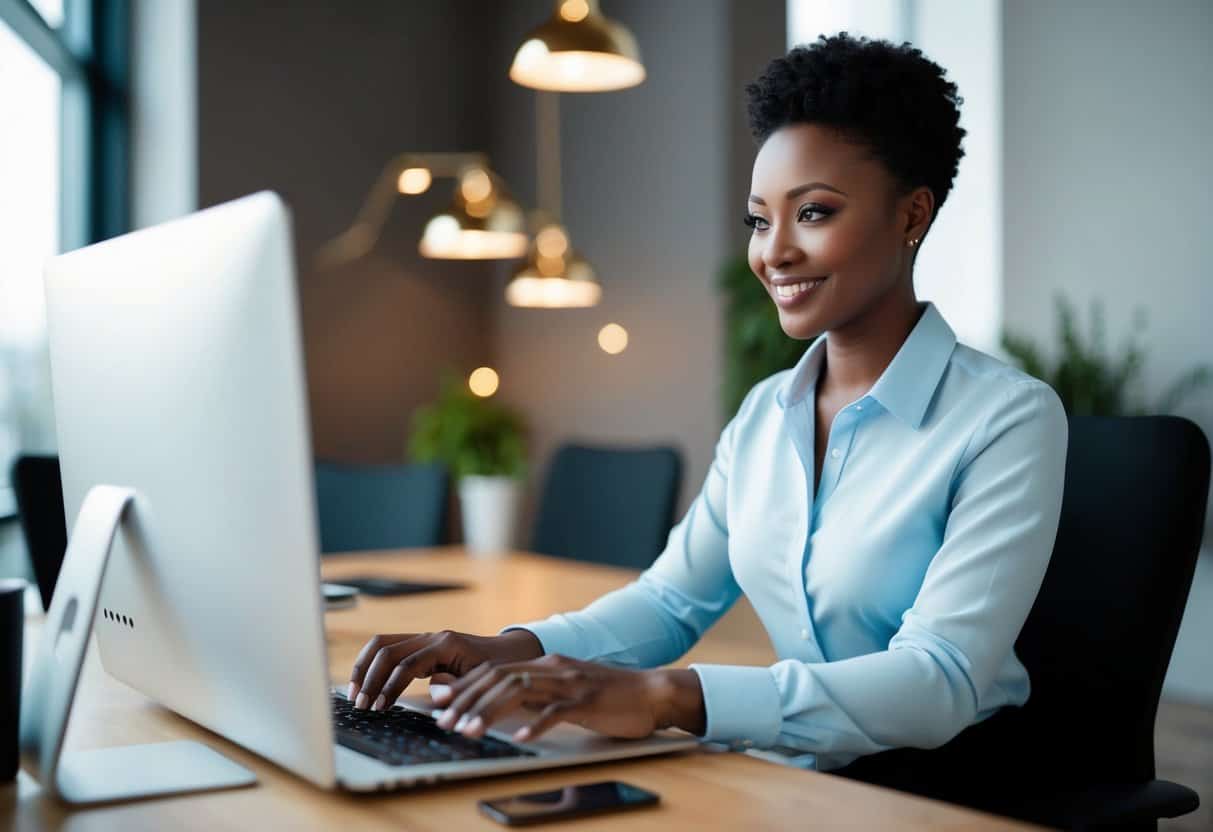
[903,186,935,240]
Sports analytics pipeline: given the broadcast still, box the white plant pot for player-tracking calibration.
[458,475,522,557]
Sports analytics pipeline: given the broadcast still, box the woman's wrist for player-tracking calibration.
[646,668,706,736]
[495,628,545,662]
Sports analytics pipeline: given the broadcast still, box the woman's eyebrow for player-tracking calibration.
[748,181,849,205]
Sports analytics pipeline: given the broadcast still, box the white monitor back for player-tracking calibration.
[43,192,336,787]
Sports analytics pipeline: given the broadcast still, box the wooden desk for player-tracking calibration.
[3,548,1035,830]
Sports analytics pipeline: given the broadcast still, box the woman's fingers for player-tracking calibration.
[457,673,565,738]
[374,644,443,710]
[348,633,414,700]
[355,635,430,708]
[514,701,580,742]
[438,663,579,736]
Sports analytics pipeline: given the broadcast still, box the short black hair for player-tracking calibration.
[746,33,966,219]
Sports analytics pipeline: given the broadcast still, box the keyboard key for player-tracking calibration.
[331,692,534,767]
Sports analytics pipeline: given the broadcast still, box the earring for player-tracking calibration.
[906,238,919,248]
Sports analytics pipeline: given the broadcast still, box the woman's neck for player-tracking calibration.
[820,282,923,399]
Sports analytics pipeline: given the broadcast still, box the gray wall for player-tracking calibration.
[198,0,500,463]
[1002,0,1213,702]
[196,0,786,532]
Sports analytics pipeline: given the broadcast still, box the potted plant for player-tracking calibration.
[1002,294,1211,415]
[408,375,527,556]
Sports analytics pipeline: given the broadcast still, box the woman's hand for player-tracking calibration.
[348,629,543,711]
[430,655,707,743]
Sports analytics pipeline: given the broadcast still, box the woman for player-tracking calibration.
[347,33,1068,772]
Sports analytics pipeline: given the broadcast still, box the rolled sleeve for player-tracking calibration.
[690,663,783,748]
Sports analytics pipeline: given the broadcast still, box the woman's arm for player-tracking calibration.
[688,380,1068,757]
[436,381,1067,758]
[349,385,763,711]
[502,387,764,668]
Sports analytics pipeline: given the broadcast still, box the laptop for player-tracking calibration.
[33,192,699,793]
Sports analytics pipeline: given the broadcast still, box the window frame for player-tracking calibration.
[0,0,129,518]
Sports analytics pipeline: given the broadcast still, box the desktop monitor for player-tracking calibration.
[40,192,337,787]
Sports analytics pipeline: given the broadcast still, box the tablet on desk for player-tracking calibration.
[336,576,467,597]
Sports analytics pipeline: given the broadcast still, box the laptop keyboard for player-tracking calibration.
[332,692,535,767]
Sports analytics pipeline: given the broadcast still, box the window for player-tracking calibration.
[0,0,128,518]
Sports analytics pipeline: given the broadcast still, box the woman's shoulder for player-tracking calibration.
[947,342,1062,406]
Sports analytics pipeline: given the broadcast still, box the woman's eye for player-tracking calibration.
[743,213,769,232]
[798,204,834,223]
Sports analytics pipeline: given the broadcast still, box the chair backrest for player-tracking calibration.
[1012,415,1209,784]
[832,416,1210,802]
[531,444,682,569]
[314,461,448,554]
[10,454,68,611]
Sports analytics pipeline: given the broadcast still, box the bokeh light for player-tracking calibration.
[468,366,500,397]
[598,323,628,355]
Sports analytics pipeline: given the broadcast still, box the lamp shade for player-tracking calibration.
[509,0,645,93]
[419,169,529,260]
[505,223,602,308]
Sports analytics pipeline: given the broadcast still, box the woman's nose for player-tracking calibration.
[761,223,804,271]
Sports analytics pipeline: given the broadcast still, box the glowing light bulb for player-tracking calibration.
[560,0,589,22]
[397,167,432,194]
[460,168,493,203]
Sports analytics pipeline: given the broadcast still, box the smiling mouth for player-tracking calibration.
[773,278,827,298]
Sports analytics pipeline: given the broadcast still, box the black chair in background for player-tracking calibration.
[9,454,68,612]
[314,460,448,554]
[531,444,682,569]
[833,416,1208,830]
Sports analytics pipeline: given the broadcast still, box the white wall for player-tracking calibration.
[1002,0,1213,703]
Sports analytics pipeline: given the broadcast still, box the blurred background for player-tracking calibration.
[1,1,1211,826]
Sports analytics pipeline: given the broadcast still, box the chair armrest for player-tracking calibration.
[1016,779,1199,827]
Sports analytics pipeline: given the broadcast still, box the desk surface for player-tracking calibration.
[4,548,1035,830]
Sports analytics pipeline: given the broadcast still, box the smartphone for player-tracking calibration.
[478,781,659,826]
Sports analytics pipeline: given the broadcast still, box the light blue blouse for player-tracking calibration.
[513,303,1068,770]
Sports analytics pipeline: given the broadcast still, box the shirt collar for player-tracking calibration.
[776,302,957,430]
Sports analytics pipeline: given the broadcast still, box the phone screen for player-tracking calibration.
[479,781,659,826]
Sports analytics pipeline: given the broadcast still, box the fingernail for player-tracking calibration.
[430,684,451,703]
[347,682,358,701]
[513,727,531,742]
[431,709,445,720]
[372,695,385,712]
[437,710,456,729]
[355,692,369,710]
[454,714,470,732]
[463,716,484,736]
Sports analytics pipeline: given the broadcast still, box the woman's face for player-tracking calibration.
[746,123,929,340]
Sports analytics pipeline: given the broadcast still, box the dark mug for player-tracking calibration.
[0,578,25,782]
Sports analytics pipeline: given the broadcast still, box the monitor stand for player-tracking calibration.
[19,485,257,804]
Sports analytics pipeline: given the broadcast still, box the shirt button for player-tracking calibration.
[830,448,841,459]
[855,404,863,411]
[800,628,810,640]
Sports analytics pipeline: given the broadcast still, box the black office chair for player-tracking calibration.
[832,416,1208,830]
[9,454,68,612]
[314,460,449,554]
[531,443,682,569]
